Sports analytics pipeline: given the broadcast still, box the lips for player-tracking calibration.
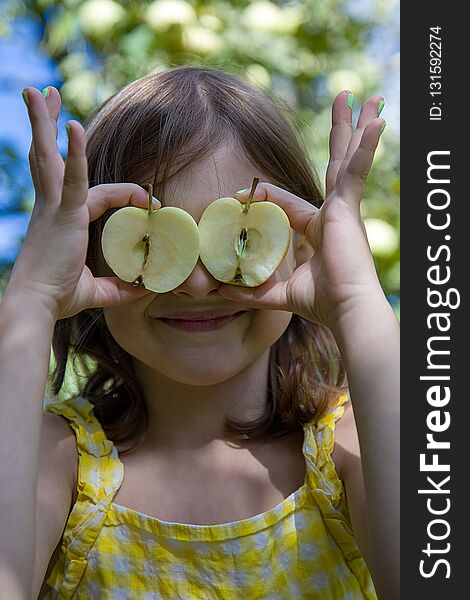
[154,309,247,332]
[159,309,243,320]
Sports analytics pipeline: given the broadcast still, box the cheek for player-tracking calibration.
[103,304,149,359]
[243,236,295,351]
[249,308,293,352]
[102,303,293,386]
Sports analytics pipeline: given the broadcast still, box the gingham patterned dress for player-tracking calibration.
[41,393,377,599]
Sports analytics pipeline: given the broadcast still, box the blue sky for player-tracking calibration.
[0,15,74,262]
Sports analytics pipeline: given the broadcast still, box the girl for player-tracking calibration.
[0,66,399,599]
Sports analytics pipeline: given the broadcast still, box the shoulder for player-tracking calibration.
[39,411,78,502]
[41,410,77,452]
[331,398,361,482]
[32,413,78,597]
[329,396,371,564]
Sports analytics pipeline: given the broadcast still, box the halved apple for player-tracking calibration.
[198,178,291,287]
[101,187,200,293]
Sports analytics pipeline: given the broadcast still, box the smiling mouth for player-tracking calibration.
[155,311,247,333]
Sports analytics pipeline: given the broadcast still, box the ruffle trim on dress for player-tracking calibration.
[43,395,123,598]
[303,392,377,599]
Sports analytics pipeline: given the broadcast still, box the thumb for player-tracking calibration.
[218,279,289,312]
[89,276,151,309]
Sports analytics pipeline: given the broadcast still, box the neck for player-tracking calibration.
[132,348,271,450]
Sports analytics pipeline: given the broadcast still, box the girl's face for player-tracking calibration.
[99,143,311,385]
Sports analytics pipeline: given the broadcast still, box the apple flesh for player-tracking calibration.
[101,205,200,293]
[198,193,291,287]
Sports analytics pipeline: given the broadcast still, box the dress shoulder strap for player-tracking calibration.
[43,395,123,597]
[303,392,375,592]
[303,391,349,504]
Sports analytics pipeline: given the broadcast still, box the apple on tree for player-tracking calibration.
[198,178,291,287]
[101,185,200,293]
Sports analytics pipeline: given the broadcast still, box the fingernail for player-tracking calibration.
[380,121,386,135]
[377,100,385,116]
[65,123,70,139]
[152,196,161,207]
[346,92,354,110]
[42,86,50,98]
[235,188,248,195]
[22,89,29,106]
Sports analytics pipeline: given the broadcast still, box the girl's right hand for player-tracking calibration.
[6,86,152,322]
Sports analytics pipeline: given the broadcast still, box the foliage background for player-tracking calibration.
[0,0,400,319]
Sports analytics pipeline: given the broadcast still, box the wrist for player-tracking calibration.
[328,290,399,349]
[330,292,400,415]
[1,285,58,330]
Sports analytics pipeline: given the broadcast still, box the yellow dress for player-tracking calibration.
[41,392,377,599]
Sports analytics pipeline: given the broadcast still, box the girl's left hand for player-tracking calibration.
[217,91,387,331]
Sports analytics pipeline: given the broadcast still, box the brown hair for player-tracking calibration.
[50,65,346,452]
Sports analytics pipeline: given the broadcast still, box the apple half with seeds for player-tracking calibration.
[198,178,291,287]
[101,186,200,293]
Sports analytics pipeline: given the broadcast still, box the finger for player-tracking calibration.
[88,276,152,309]
[326,90,353,196]
[86,183,158,222]
[335,95,384,184]
[234,182,319,241]
[28,87,63,202]
[356,95,384,130]
[335,118,385,205]
[218,278,290,312]
[60,120,90,211]
[23,87,65,204]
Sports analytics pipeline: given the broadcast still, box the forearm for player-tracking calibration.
[0,289,56,598]
[332,294,400,599]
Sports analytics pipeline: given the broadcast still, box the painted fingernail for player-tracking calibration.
[346,92,354,110]
[22,89,29,106]
[377,100,385,116]
[236,188,248,195]
[152,196,161,207]
[65,123,70,139]
[42,87,50,98]
[380,121,386,135]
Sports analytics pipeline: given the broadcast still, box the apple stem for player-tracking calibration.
[242,177,260,214]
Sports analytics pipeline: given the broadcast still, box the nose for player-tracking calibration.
[171,258,221,299]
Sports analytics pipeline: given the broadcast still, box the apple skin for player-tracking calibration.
[101,206,200,293]
[198,197,291,287]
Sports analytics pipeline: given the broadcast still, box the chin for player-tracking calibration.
[141,349,246,386]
